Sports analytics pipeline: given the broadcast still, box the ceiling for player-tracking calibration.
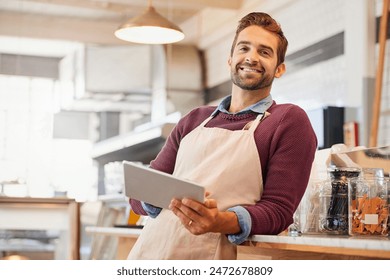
[0,0,246,116]
[0,0,244,56]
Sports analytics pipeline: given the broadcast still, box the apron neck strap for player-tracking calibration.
[247,111,270,132]
[199,116,214,127]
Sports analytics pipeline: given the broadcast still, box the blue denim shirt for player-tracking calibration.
[142,95,273,244]
[211,94,273,117]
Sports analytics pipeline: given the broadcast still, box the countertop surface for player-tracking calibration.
[86,226,390,252]
[248,233,390,251]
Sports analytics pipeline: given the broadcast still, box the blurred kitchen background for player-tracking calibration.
[0,0,389,259]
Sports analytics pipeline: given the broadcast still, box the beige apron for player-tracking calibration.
[128,113,267,260]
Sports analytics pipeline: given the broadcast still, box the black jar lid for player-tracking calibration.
[327,167,361,180]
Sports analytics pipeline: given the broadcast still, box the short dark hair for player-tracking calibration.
[230,12,288,66]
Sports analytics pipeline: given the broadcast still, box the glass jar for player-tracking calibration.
[301,180,323,234]
[319,167,361,234]
[348,178,389,236]
[388,177,390,234]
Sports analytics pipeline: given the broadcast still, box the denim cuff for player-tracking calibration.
[226,206,252,244]
[141,201,162,218]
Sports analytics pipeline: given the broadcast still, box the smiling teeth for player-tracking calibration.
[241,67,261,73]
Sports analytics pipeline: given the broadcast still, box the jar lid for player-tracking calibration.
[327,167,361,180]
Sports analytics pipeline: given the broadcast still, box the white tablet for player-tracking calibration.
[123,161,205,209]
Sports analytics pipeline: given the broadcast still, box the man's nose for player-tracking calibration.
[245,50,259,64]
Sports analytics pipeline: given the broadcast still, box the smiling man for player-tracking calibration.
[128,12,317,260]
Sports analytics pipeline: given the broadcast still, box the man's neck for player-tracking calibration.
[229,87,271,113]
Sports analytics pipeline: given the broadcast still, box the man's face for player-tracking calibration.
[229,25,285,91]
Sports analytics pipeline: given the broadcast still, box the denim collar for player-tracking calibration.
[211,94,273,116]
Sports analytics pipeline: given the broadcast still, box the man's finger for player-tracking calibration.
[204,199,217,208]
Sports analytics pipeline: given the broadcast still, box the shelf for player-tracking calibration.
[85,226,142,238]
[91,113,179,160]
[0,239,56,252]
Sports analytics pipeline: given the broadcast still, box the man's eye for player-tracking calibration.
[260,50,270,56]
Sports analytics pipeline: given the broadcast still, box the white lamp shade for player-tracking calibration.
[115,6,185,44]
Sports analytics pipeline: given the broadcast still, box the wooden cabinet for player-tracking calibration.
[238,233,390,260]
[0,197,80,260]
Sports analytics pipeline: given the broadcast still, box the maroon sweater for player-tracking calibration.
[130,101,317,235]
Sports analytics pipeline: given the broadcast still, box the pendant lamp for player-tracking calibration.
[114,0,185,44]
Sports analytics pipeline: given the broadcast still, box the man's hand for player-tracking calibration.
[169,197,241,235]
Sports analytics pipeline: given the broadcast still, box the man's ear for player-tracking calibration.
[228,57,232,67]
[274,63,286,78]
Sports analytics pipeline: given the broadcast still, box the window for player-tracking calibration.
[0,75,97,200]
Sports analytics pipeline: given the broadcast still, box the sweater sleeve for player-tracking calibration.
[245,105,317,235]
[129,198,147,215]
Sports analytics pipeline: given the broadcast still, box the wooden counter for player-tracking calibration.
[0,196,80,259]
[239,233,390,260]
[85,226,390,260]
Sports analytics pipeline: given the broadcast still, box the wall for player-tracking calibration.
[198,0,390,147]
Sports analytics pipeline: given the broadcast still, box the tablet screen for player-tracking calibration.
[123,161,205,209]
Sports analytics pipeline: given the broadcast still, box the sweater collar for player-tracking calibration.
[212,94,273,116]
